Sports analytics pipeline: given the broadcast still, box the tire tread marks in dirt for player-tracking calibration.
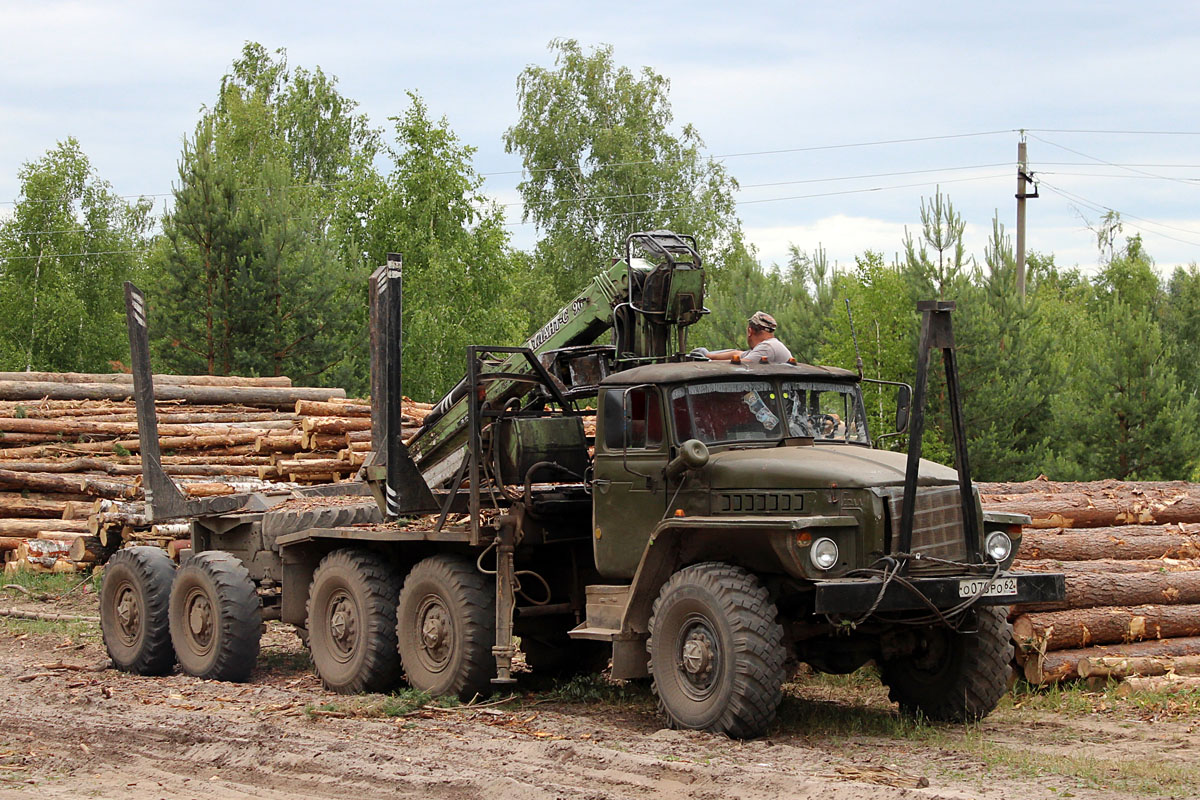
[306,548,404,693]
[397,554,495,700]
[880,604,1012,722]
[100,545,176,675]
[648,562,785,738]
[169,551,261,682]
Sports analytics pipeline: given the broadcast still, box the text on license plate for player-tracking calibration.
[958,577,1018,598]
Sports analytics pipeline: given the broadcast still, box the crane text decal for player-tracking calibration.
[524,297,589,351]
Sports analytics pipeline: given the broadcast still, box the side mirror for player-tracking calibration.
[666,439,710,479]
[895,384,912,433]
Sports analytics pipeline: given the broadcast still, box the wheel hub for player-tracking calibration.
[416,596,452,670]
[114,584,140,644]
[675,615,720,699]
[185,590,214,649]
[328,596,358,650]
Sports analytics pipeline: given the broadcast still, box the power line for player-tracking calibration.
[0,247,148,261]
[1037,178,1200,248]
[1028,134,1200,189]
[502,171,1010,227]
[1024,128,1200,136]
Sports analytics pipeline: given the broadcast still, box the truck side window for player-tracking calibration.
[602,387,662,450]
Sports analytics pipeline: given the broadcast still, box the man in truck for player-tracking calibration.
[694,311,793,364]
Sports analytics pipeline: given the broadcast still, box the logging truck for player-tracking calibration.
[100,231,1064,738]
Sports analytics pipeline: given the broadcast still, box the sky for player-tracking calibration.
[2,1,1199,275]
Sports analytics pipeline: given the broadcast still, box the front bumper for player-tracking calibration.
[812,571,1064,615]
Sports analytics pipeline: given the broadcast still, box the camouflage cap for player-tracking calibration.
[748,311,778,332]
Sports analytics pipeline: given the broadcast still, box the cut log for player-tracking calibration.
[295,400,372,417]
[0,371,293,387]
[0,381,344,406]
[150,523,190,538]
[275,458,356,474]
[1116,674,1200,695]
[301,416,373,435]
[1078,653,1200,679]
[0,496,68,519]
[0,536,21,552]
[300,432,351,450]
[1013,604,1200,652]
[979,479,1192,496]
[1016,570,1200,613]
[984,489,1200,528]
[68,535,104,563]
[1018,525,1200,560]
[0,469,141,499]
[1016,558,1200,574]
[1025,636,1200,684]
[0,518,89,536]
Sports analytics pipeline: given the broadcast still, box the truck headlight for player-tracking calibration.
[810,537,839,570]
[985,531,1012,562]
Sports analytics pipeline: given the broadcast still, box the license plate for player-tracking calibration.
[958,577,1018,599]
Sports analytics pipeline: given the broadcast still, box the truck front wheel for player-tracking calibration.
[878,604,1012,722]
[169,551,261,681]
[647,563,785,738]
[307,549,404,693]
[397,555,495,700]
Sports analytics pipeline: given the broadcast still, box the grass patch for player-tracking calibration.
[536,672,654,707]
[1009,677,1200,720]
[1,571,98,599]
[961,736,1200,797]
[257,647,312,674]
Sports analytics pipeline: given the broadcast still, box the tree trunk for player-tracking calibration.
[0,469,140,499]
[68,535,105,563]
[1013,604,1200,652]
[1016,558,1200,574]
[984,489,1200,528]
[294,400,371,417]
[0,371,294,387]
[1017,525,1200,560]
[0,518,90,536]
[300,416,373,435]
[0,381,343,406]
[1025,636,1200,684]
[979,479,1192,496]
[1016,570,1200,613]
[1077,653,1200,679]
[0,496,68,518]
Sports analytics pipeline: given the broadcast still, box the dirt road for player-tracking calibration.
[0,589,1197,799]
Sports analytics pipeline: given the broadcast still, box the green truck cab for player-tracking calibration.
[576,360,1059,736]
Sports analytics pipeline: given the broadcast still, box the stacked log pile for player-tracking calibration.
[0,371,431,575]
[981,478,1200,686]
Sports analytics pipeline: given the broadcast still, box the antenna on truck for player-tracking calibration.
[844,298,865,380]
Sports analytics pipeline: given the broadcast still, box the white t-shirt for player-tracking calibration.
[742,337,792,364]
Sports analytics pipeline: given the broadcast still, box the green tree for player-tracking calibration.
[151,43,380,387]
[1164,263,1200,396]
[0,138,152,371]
[362,94,526,401]
[504,39,741,305]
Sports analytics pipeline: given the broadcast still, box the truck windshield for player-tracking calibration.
[670,381,783,445]
[781,380,869,444]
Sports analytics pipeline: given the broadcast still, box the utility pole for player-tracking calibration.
[1015,134,1036,299]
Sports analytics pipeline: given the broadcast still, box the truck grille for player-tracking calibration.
[878,486,969,562]
[715,491,805,514]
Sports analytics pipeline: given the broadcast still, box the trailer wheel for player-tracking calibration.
[307,549,404,693]
[647,562,785,739]
[878,605,1012,722]
[100,546,176,675]
[397,555,495,700]
[169,551,261,682]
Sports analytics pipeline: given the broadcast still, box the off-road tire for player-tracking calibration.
[878,605,1012,722]
[397,555,495,701]
[647,562,785,738]
[100,546,176,675]
[168,551,261,682]
[307,549,404,693]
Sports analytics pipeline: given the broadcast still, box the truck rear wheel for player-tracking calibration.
[878,605,1012,722]
[397,555,495,700]
[100,546,176,675]
[647,562,785,739]
[169,551,261,682]
[307,549,404,693]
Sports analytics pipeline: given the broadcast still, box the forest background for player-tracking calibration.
[1,41,1197,483]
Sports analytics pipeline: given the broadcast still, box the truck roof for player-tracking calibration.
[601,360,859,386]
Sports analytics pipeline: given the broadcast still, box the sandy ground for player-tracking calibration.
[0,586,1197,800]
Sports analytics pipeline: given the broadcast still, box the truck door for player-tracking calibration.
[592,386,668,579]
